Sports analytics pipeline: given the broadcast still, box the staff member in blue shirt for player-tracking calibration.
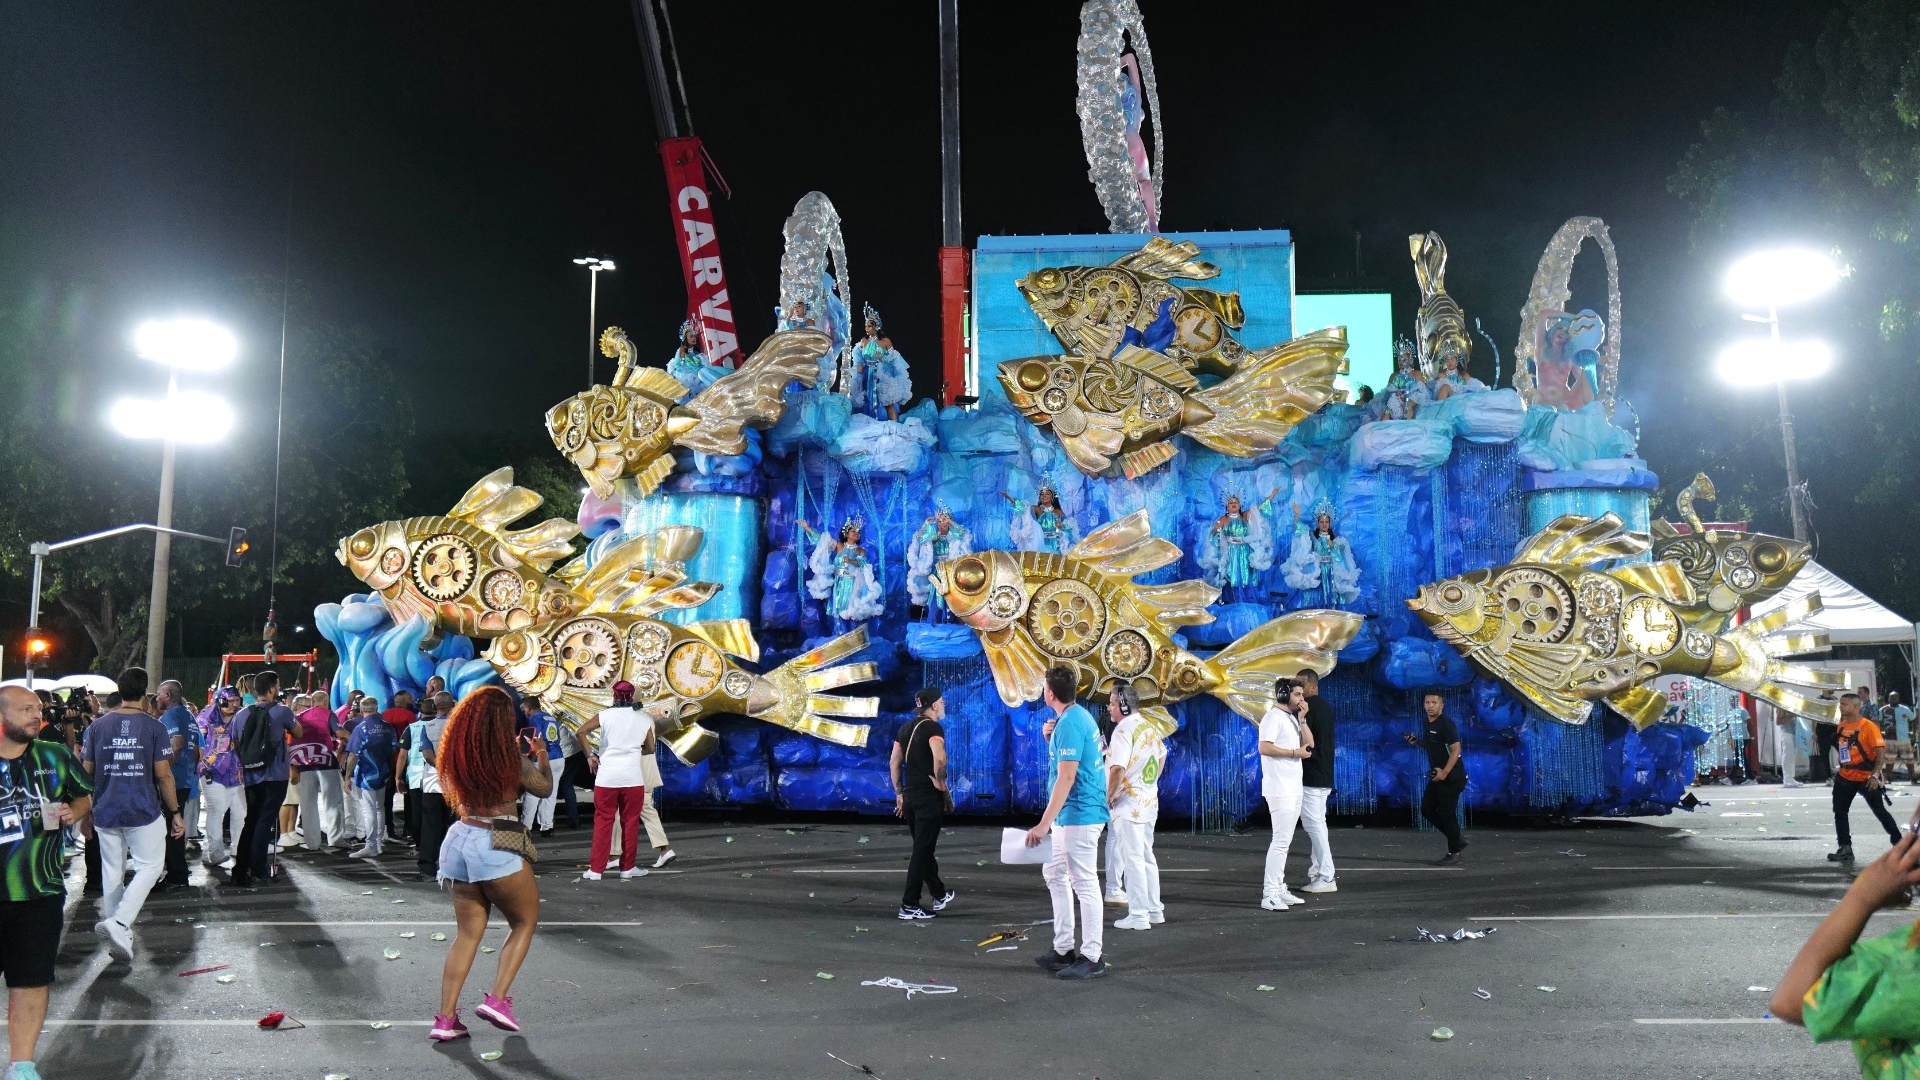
[1025,665,1112,980]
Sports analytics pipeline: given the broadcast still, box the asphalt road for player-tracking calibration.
[28,783,1920,1080]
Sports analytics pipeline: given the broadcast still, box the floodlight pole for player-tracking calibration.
[1764,304,1810,542]
[144,373,179,680]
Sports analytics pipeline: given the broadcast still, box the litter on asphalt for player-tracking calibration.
[861,977,959,998]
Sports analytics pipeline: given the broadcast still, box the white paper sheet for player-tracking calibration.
[1000,826,1050,865]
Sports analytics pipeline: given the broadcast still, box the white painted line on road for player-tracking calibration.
[1587,866,1739,870]
[194,920,644,927]
[1474,914,1836,921]
[45,1019,434,1027]
[1337,867,1462,872]
[1633,1018,1779,1025]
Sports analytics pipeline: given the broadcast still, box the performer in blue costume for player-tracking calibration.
[1002,483,1078,555]
[1280,498,1362,608]
[1199,489,1278,601]
[848,303,912,421]
[1429,351,1487,400]
[1369,337,1432,421]
[907,503,973,623]
[800,517,885,633]
[666,317,723,403]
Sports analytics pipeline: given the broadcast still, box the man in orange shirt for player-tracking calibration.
[1828,693,1904,864]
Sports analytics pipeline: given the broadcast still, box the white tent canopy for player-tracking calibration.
[1750,559,1917,646]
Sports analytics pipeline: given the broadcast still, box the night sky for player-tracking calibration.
[0,1,1861,659]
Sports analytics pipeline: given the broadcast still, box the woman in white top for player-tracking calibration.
[1257,679,1315,910]
[570,681,657,880]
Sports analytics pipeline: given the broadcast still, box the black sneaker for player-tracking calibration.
[1057,957,1109,980]
[1827,847,1855,863]
[930,890,956,912]
[897,905,935,921]
[1034,949,1078,973]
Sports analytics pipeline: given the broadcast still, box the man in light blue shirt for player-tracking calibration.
[1024,665,1111,980]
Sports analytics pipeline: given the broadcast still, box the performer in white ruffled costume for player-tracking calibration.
[1429,351,1487,400]
[1369,338,1433,421]
[666,318,723,403]
[1197,489,1278,602]
[799,516,885,632]
[776,271,851,390]
[1002,483,1079,555]
[847,303,912,421]
[1279,498,1362,608]
[907,503,973,622]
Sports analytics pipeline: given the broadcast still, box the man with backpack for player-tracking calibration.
[230,670,298,888]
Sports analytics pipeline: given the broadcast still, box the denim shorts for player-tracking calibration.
[438,821,527,885]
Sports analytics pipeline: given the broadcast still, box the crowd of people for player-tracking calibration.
[3,663,1917,1078]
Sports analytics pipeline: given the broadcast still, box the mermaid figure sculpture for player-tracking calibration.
[800,517,885,633]
[1198,489,1278,601]
[1003,483,1079,555]
[847,303,912,421]
[1280,498,1362,608]
[907,503,973,623]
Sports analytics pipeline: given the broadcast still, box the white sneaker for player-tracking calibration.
[1147,910,1165,924]
[1114,914,1152,930]
[1274,889,1304,907]
[652,849,677,869]
[620,867,649,879]
[1103,892,1129,905]
[348,845,381,859]
[1299,880,1338,894]
[580,870,603,880]
[1783,779,1803,788]
[1260,896,1289,911]
[104,920,134,962]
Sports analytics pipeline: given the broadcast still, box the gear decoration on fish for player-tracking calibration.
[1407,512,1845,729]
[932,510,1362,735]
[548,327,832,500]
[998,328,1347,479]
[1646,472,1810,634]
[1017,238,1252,374]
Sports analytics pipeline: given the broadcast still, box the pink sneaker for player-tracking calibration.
[476,993,519,1032]
[428,1012,469,1041]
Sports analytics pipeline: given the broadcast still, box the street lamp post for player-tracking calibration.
[573,256,616,388]
[113,318,237,682]
[1718,250,1840,543]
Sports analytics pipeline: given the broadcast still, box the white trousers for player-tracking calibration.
[609,791,669,853]
[1103,821,1125,898]
[1264,790,1303,898]
[1112,816,1162,918]
[1300,786,1335,884]
[351,786,387,852]
[201,781,247,865]
[521,789,556,831]
[297,768,345,849]
[97,817,166,930]
[1043,823,1105,962]
[1774,723,1800,783]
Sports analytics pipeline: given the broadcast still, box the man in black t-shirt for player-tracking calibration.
[1403,691,1469,862]
[890,687,953,921]
[1295,669,1339,894]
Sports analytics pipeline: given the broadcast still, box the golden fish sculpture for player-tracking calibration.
[1407,512,1845,729]
[998,329,1346,479]
[1410,231,1472,376]
[549,326,831,500]
[336,467,584,638]
[1017,237,1254,375]
[931,510,1362,727]
[1648,472,1810,633]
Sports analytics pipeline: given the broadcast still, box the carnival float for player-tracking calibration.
[315,0,1840,827]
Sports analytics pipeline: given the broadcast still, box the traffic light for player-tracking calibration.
[225,527,250,568]
[23,630,51,670]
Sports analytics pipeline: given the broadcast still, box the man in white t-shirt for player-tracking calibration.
[1257,678,1313,910]
[1105,682,1166,931]
[572,686,659,880]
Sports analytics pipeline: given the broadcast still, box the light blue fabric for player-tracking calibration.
[437,821,527,884]
[1048,704,1111,827]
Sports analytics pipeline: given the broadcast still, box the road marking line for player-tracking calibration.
[1587,866,1740,870]
[191,920,644,927]
[45,1019,434,1027]
[1473,914,1852,921]
[1633,1018,1779,1025]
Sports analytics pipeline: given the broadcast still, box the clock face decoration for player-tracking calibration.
[664,639,725,699]
[1620,596,1681,658]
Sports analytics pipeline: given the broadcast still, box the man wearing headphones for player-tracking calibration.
[1105,681,1166,931]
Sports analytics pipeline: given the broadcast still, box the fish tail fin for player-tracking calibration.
[1203,609,1364,720]
[746,627,878,746]
[1604,685,1668,729]
[1184,329,1346,456]
[1709,594,1843,723]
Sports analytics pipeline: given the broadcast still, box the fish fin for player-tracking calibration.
[745,627,876,747]
[1137,706,1179,740]
[1507,683,1597,725]
[497,519,579,572]
[981,627,1051,709]
[618,581,722,618]
[621,366,688,401]
[448,467,517,520]
[631,454,676,497]
[1069,511,1181,577]
[1112,345,1199,392]
[1705,595,1842,719]
[1764,660,1847,688]
[1745,593,1824,636]
[1183,288,1245,330]
[1650,519,1682,541]
[1121,442,1179,479]
[1132,580,1222,626]
[1749,686,1840,725]
[448,467,554,533]
[684,619,760,663]
[1184,329,1345,456]
[1762,633,1830,659]
[1109,236,1219,282]
[1604,685,1669,729]
[1203,610,1364,720]
[1605,562,1698,606]
[675,329,831,454]
[1516,513,1650,567]
[1498,640,1589,688]
[661,722,721,763]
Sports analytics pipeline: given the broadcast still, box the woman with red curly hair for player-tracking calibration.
[422,686,552,1042]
